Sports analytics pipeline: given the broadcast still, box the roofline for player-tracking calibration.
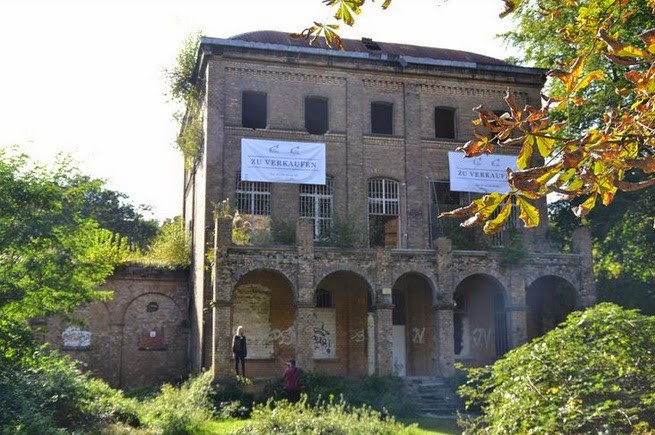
[197,36,546,78]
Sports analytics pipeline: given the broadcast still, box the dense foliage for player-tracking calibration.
[234,395,415,435]
[458,303,655,434]
[127,216,191,268]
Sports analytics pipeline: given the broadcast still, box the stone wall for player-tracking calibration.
[42,266,189,388]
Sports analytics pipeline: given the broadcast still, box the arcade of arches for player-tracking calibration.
[213,267,581,377]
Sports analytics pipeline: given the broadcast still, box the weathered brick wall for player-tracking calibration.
[43,266,189,388]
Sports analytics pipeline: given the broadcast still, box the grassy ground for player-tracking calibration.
[194,417,460,434]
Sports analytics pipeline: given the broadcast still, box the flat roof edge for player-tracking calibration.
[199,36,546,77]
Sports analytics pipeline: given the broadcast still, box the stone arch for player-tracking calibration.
[526,275,578,341]
[391,272,436,376]
[313,270,373,376]
[314,267,376,305]
[231,266,297,303]
[231,269,296,377]
[453,269,509,301]
[119,292,189,388]
[453,273,509,366]
[390,268,439,303]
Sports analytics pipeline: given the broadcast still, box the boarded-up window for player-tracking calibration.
[434,107,455,139]
[305,96,328,135]
[368,178,399,247]
[242,91,267,129]
[371,102,393,135]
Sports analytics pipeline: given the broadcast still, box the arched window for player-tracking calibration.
[299,177,334,240]
[367,178,399,247]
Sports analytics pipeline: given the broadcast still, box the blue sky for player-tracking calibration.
[0,0,518,221]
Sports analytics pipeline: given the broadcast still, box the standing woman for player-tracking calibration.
[232,325,247,376]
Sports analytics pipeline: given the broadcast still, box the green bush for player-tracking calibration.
[458,303,655,434]
[233,395,415,435]
[292,373,414,417]
[0,348,139,434]
[138,371,215,434]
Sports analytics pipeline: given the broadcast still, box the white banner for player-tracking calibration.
[448,151,517,193]
[241,138,326,184]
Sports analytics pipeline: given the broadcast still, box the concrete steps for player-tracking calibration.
[402,376,463,416]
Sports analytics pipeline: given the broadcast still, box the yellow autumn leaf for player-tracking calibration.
[483,199,512,234]
[474,192,508,220]
[518,137,534,169]
[535,135,556,158]
[572,194,597,218]
[516,196,540,228]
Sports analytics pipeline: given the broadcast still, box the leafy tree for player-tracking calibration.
[458,303,655,433]
[0,148,127,356]
[127,216,190,268]
[302,0,655,234]
[74,175,158,250]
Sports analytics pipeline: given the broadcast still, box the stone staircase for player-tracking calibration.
[402,377,463,417]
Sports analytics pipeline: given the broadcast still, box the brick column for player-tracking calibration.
[295,304,315,372]
[108,322,123,388]
[212,215,234,379]
[212,303,234,379]
[506,305,528,349]
[571,227,596,307]
[433,302,455,377]
[374,303,393,375]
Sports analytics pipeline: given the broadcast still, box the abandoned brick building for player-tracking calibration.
[45,31,595,388]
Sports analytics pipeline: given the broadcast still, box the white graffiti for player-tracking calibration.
[350,329,365,343]
[411,327,425,344]
[472,328,492,349]
[267,326,294,346]
[62,326,91,348]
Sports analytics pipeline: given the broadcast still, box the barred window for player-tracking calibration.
[368,178,399,247]
[368,178,399,215]
[316,289,333,308]
[300,178,333,240]
[236,172,271,216]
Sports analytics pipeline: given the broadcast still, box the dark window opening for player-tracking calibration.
[362,37,381,51]
[316,289,333,308]
[430,181,463,207]
[369,215,398,248]
[242,91,267,129]
[371,102,393,135]
[392,289,406,325]
[434,107,455,139]
[305,96,328,135]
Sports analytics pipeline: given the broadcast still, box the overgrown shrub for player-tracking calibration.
[126,216,190,268]
[0,348,139,434]
[458,303,655,434]
[294,373,414,417]
[138,371,215,434]
[234,395,415,435]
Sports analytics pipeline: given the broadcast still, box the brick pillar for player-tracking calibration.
[295,304,315,372]
[212,215,234,379]
[507,305,528,349]
[108,323,123,388]
[212,303,234,379]
[374,303,393,375]
[571,227,596,307]
[433,302,455,377]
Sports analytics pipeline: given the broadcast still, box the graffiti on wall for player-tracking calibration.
[350,329,365,343]
[62,326,91,349]
[313,309,336,359]
[267,326,294,346]
[472,327,492,349]
[411,326,425,344]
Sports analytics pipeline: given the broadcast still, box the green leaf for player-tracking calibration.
[483,199,512,234]
[535,135,555,158]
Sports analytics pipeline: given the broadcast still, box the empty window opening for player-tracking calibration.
[316,288,333,308]
[236,172,271,215]
[305,96,329,135]
[434,107,455,139]
[242,91,267,129]
[453,292,469,356]
[362,37,381,51]
[371,102,393,135]
[392,289,406,325]
[299,177,334,240]
[368,178,399,248]
[429,181,472,244]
